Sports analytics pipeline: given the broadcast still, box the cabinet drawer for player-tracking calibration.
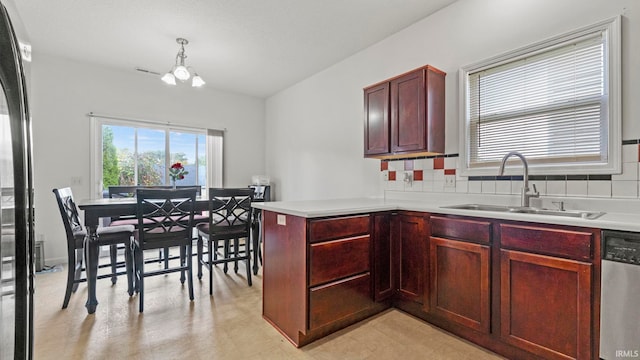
[309,215,370,243]
[310,235,370,287]
[431,216,491,244]
[309,273,372,330]
[500,223,594,261]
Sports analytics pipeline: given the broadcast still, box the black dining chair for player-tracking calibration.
[53,187,135,309]
[107,185,139,199]
[104,185,142,279]
[133,188,197,312]
[197,188,253,295]
[108,185,207,270]
[107,185,169,270]
[248,185,270,274]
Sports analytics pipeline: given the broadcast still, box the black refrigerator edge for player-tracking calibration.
[0,0,34,359]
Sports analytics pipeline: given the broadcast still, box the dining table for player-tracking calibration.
[77,196,261,314]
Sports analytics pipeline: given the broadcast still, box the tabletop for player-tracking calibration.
[78,196,211,228]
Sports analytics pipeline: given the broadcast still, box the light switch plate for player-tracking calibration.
[277,214,286,226]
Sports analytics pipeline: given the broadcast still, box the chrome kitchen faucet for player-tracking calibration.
[498,151,539,207]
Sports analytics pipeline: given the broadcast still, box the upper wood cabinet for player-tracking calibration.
[364,65,445,159]
[363,83,390,156]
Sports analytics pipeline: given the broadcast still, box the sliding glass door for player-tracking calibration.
[93,116,221,198]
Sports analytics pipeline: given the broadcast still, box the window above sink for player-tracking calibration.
[458,17,621,177]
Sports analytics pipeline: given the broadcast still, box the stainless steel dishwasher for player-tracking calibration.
[600,230,640,359]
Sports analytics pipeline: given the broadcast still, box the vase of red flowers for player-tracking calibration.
[169,162,188,189]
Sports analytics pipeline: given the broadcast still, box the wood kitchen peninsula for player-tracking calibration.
[258,199,395,347]
[253,196,639,359]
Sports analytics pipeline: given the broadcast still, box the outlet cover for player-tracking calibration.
[444,174,456,187]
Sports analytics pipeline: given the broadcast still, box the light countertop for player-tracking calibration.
[252,195,640,232]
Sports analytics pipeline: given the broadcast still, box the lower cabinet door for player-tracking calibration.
[373,213,393,301]
[396,214,428,305]
[429,237,490,333]
[308,273,372,330]
[500,249,593,360]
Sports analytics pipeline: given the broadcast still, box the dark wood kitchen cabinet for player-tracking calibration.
[309,215,372,330]
[364,83,390,156]
[429,216,491,334]
[262,207,602,358]
[373,211,430,307]
[498,223,599,360]
[262,211,386,347]
[364,65,445,159]
[399,216,601,360]
[395,212,429,307]
[372,212,394,302]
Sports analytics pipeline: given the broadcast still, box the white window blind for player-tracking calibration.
[460,17,620,175]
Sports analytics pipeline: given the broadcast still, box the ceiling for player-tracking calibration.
[12,0,457,98]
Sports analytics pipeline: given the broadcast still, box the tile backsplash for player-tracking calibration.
[380,142,640,199]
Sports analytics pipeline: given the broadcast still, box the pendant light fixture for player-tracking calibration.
[161,38,205,87]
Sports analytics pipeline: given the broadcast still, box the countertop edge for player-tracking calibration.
[252,198,640,232]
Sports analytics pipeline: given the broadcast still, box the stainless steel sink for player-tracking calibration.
[441,204,605,220]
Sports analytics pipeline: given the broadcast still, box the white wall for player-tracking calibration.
[265,0,639,201]
[32,53,265,263]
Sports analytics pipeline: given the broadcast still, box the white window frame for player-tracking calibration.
[89,115,223,198]
[458,17,621,176]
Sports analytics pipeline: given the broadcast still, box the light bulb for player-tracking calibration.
[173,65,190,81]
[192,74,205,87]
[161,72,176,85]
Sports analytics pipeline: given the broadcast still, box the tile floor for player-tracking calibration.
[33,257,504,359]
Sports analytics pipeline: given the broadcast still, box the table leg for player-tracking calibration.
[252,214,260,275]
[84,226,99,314]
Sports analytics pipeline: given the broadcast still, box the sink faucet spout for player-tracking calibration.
[498,151,539,207]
